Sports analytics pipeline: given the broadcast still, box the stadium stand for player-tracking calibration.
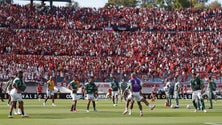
[0,3,221,86]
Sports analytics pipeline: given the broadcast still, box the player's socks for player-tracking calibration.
[192,100,197,109]
[209,99,213,109]
[176,99,179,106]
[200,99,205,110]
[140,111,143,116]
[18,108,21,115]
[148,104,155,110]
[13,108,18,115]
[86,107,89,112]
[8,112,13,118]
[73,106,76,110]
[93,106,96,111]
[7,102,11,107]
[169,99,171,106]
[93,102,96,110]
[129,109,132,115]
[87,106,89,110]
[70,105,74,111]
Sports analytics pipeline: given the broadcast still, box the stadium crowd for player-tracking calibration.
[0,3,221,83]
[1,3,222,31]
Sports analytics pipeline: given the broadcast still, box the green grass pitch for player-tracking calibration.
[0,99,221,125]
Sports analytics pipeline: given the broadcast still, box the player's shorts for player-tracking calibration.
[126,94,133,100]
[174,94,179,99]
[10,88,22,102]
[86,94,95,101]
[192,90,202,100]
[112,91,119,97]
[165,93,170,98]
[7,88,11,95]
[207,91,213,99]
[70,93,79,101]
[174,92,179,99]
[213,91,216,95]
[132,92,143,102]
[120,90,124,95]
[46,90,54,97]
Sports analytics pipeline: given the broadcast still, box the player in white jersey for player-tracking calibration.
[174,77,181,108]
[164,79,172,106]
[122,82,134,115]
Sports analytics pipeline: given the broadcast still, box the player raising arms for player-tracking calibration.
[85,76,98,112]
[68,76,80,112]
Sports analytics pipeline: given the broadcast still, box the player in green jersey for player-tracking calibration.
[5,77,20,114]
[9,71,28,118]
[85,76,97,112]
[0,82,4,102]
[207,76,216,109]
[110,77,120,106]
[190,73,206,112]
[120,79,127,101]
[68,76,80,112]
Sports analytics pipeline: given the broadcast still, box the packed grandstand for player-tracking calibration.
[0,3,221,95]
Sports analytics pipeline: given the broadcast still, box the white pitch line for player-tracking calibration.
[204,122,222,125]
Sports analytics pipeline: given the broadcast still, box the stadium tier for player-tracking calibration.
[0,4,221,90]
[1,3,222,31]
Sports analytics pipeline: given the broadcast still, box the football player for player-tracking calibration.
[9,71,28,118]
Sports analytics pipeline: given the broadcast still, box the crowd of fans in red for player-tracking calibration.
[0,3,221,83]
[1,3,222,31]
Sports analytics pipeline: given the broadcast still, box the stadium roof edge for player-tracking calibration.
[22,0,71,7]
[23,0,71,2]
